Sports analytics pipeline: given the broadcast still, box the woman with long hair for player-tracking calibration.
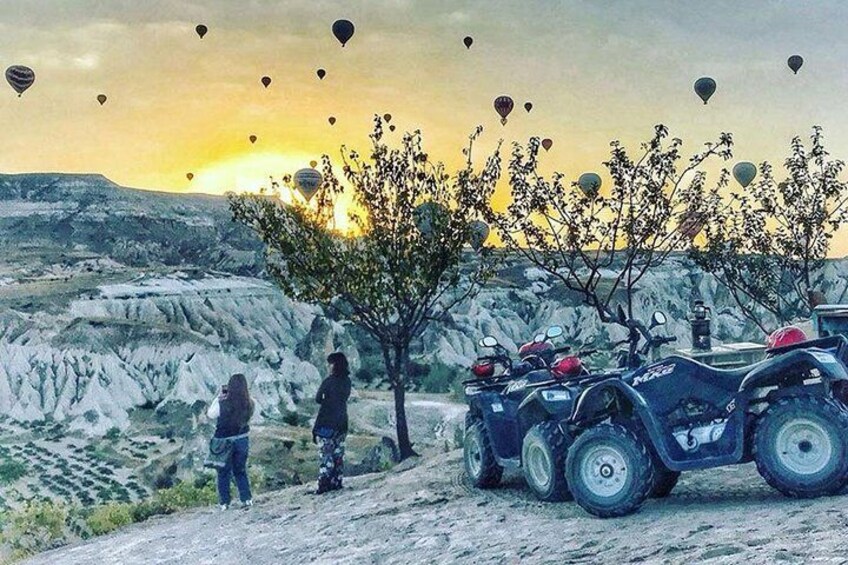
[313,352,352,494]
[206,373,255,510]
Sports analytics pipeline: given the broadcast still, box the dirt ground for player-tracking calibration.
[23,450,848,565]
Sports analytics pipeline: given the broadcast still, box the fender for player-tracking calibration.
[568,379,684,469]
[516,386,574,438]
[740,348,848,391]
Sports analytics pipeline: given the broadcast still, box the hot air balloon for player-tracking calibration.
[678,209,705,240]
[389,125,396,132]
[788,55,804,74]
[414,202,449,238]
[578,173,602,197]
[309,160,318,169]
[694,77,716,105]
[317,68,326,80]
[328,116,336,125]
[383,113,392,123]
[541,138,553,152]
[463,36,473,49]
[249,135,257,144]
[5,66,35,97]
[195,24,208,39]
[468,221,490,251]
[332,19,355,47]
[186,173,194,181]
[732,162,757,188]
[294,168,324,202]
[524,102,533,113]
[97,94,107,106]
[494,96,514,125]
[261,76,272,88]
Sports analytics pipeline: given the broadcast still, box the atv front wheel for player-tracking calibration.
[464,420,503,488]
[754,396,848,498]
[566,423,654,518]
[521,421,572,502]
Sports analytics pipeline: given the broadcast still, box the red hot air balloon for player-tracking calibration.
[463,36,473,49]
[97,94,107,106]
[261,76,272,88]
[328,116,336,125]
[249,135,257,144]
[317,68,326,80]
[383,113,392,123]
[332,20,355,47]
[186,173,194,181]
[195,24,208,39]
[5,65,35,97]
[494,96,514,125]
[541,138,553,152]
[524,102,533,113]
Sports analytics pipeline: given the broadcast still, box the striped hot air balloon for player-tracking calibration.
[6,65,35,97]
[294,168,324,202]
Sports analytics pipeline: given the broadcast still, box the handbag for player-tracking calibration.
[203,437,233,469]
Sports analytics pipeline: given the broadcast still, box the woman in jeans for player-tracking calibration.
[313,352,352,494]
[207,373,254,510]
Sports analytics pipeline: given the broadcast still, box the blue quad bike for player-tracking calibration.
[463,326,617,501]
[562,307,848,518]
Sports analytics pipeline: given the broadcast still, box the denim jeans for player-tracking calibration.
[216,436,251,505]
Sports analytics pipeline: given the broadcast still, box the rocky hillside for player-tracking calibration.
[3,173,848,437]
[23,450,848,565]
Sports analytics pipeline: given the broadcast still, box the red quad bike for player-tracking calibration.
[562,306,848,518]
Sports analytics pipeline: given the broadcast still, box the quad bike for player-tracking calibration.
[463,326,612,501]
[562,306,848,518]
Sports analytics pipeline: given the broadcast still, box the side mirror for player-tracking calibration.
[480,336,499,348]
[533,333,545,344]
[546,325,564,339]
[651,311,667,328]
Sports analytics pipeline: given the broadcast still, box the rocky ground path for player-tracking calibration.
[25,451,848,565]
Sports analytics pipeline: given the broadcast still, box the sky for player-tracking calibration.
[2,1,848,248]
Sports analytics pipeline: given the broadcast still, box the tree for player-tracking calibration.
[694,126,848,333]
[482,125,732,325]
[229,118,501,459]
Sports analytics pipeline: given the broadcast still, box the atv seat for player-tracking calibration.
[677,356,762,386]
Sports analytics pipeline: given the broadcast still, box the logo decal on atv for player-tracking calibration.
[633,364,676,386]
[490,402,504,413]
[504,379,528,394]
[725,399,736,413]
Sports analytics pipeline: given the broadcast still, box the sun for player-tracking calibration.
[187,151,358,233]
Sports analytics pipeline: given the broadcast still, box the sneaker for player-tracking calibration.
[220,504,229,511]
[241,500,253,508]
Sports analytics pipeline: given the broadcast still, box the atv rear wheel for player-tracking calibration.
[566,423,654,518]
[754,396,848,498]
[521,421,572,502]
[650,465,680,499]
[464,420,503,488]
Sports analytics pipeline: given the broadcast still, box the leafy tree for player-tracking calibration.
[694,127,848,333]
[229,119,501,459]
[482,125,732,325]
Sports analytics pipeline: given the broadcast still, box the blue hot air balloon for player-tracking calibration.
[578,173,602,197]
[294,168,324,201]
[332,20,355,47]
[694,77,716,105]
[732,162,757,188]
[787,55,804,74]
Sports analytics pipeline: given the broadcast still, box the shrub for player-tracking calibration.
[104,427,121,442]
[418,361,458,394]
[85,503,133,536]
[155,479,217,512]
[0,458,28,484]
[0,500,68,559]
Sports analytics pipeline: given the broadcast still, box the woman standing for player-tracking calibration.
[313,352,352,494]
[207,373,255,510]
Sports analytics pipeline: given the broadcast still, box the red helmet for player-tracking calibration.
[552,355,583,378]
[766,325,808,350]
[518,341,552,357]
[471,361,494,378]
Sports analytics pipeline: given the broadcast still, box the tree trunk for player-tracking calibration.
[382,344,417,460]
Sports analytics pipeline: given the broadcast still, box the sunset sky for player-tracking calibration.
[2,1,848,246]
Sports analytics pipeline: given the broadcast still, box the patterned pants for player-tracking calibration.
[317,433,346,492]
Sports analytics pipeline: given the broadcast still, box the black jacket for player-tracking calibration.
[214,397,254,439]
[313,374,352,435]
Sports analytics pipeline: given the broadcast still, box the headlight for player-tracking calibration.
[541,389,571,402]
